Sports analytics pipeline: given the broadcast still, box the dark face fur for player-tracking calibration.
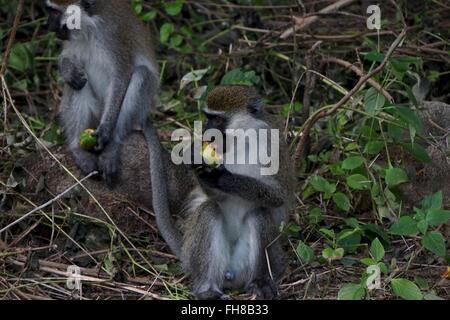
[45,0,97,40]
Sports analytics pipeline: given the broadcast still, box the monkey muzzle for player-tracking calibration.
[46,10,70,40]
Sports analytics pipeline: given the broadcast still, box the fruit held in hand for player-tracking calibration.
[79,129,97,150]
[201,142,222,166]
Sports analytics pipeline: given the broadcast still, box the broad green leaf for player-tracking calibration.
[347,174,371,190]
[360,258,376,266]
[395,106,423,133]
[424,293,445,300]
[426,209,450,226]
[179,68,209,90]
[322,247,334,260]
[370,238,385,262]
[165,1,185,16]
[319,228,335,240]
[310,176,336,194]
[421,191,443,211]
[390,216,418,236]
[385,167,408,188]
[365,87,386,114]
[422,231,446,257]
[417,219,428,235]
[333,193,351,212]
[221,68,261,86]
[338,283,365,300]
[391,278,423,300]
[342,156,365,170]
[160,23,175,43]
[140,10,157,21]
[364,141,384,155]
[296,241,314,264]
[307,208,323,224]
[414,277,429,290]
[333,248,345,259]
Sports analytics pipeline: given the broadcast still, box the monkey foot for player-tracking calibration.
[248,278,278,300]
[195,290,230,300]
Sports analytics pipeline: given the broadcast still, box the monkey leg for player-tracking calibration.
[59,87,99,175]
[97,66,158,184]
[246,212,285,300]
[182,201,230,300]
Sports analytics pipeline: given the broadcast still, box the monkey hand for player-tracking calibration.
[93,124,112,152]
[97,145,120,186]
[197,164,228,188]
[59,58,87,91]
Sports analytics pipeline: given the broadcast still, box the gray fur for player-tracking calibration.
[54,1,159,183]
[145,87,294,299]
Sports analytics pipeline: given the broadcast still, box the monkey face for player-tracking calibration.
[45,0,97,40]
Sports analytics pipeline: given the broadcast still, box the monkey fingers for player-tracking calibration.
[98,149,120,186]
[93,124,113,152]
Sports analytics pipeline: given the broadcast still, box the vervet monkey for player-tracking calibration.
[45,0,159,183]
[146,86,294,299]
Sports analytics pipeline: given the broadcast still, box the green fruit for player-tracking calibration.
[79,129,97,150]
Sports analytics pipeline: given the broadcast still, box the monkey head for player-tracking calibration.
[203,85,263,131]
[44,0,98,40]
[202,85,266,154]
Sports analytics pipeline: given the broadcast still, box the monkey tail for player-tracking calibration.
[144,122,183,257]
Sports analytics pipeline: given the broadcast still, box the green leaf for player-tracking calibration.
[169,34,183,48]
[296,241,315,265]
[338,283,365,300]
[221,68,261,86]
[401,143,431,163]
[360,258,376,266]
[310,176,336,194]
[140,10,157,21]
[160,23,175,43]
[365,87,386,114]
[342,156,365,170]
[424,293,445,300]
[391,278,423,300]
[385,168,409,188]
[307,207,323,224]
[333,193,351,212]
[390,216,418,236]
[422,231,446,257]
[164,0,185,16]
[395,106,423,133]
[417,219,428,235]
[414,277,429,290]
[426,209,450,226]
[370,238,385,262]
[347,174,371,190]
[333,248,345,259]
[319,228,335,240]
[364,141,384,155]
[421,191,443,211]
[322,247,334,260]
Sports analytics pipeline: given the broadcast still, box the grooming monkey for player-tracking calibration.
[45,0,159,183]
[146,86,294,299]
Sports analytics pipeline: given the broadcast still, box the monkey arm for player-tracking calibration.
[94,75,132,151]
[199,166,285,208]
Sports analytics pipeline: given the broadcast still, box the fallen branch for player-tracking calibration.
[280,0,357,39]
[293,29,406,163]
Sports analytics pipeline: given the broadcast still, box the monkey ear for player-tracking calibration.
[247,100,262,115]
[81,0,96,11]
